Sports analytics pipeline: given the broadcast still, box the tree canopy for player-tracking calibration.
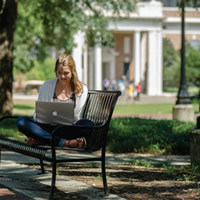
[163,38,180,89]
[14,0,136,73]
[177,0,200,7]
[186,42,200,89]
[163,38,200,92]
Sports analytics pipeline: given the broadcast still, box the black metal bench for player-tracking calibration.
[0,90,121,199]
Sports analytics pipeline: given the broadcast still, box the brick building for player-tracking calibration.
[72,0,200,95]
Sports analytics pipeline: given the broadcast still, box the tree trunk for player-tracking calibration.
[0,0,18,116]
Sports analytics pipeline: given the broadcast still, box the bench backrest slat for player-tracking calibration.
[83,91,120,126]
[83,90,121,152]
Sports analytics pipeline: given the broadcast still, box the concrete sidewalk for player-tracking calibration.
[0,150,190,200]
[0,183,31,200]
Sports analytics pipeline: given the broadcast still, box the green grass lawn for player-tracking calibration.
[12,102,199,116]
[13,103,35,116]
[114,103,199,115]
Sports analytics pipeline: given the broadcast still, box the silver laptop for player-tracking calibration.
[36,101,74,125]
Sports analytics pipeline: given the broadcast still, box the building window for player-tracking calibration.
[124,37,130,54]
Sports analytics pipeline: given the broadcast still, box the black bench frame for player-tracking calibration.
[0,90,121,199]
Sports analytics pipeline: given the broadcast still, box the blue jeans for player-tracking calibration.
[16,117,94,147]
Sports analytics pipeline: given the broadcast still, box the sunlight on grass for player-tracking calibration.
[12,102,199,116]
[127,159,200,182]
[114,104,173,114]
[13,103,35,116]
[114,103,199,115]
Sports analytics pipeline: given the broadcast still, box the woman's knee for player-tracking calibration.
[16,116,31,128]
[75,119,94,127]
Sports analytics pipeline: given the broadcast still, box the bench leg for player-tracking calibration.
[49,148,57,199]
[49,162,56,200]
[40,159,45,174]
[101,149,108,195]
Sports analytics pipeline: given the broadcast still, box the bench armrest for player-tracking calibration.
[0,115,19,123]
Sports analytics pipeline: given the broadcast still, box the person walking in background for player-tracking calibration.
[111,79,117,91]
[135,82,142,100]
[127,80,134,100]
[103,78,110,91]
[117,78,125,95]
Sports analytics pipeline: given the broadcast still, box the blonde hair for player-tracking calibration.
[55,54,83,94]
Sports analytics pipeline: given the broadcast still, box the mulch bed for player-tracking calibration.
[27,163,200,200]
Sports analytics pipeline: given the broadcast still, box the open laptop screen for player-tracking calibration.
[36,101,74,125]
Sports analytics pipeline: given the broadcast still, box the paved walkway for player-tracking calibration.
[0,183,31,200]
[0,150,190,200]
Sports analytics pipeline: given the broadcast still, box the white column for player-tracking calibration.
[133,31,141,85]
[140,32,146,82]
[95,45,102,90]
[110,50,116,82]
[147,31,157,95]
[83,46,88,85]
[72,31,85,81]
[147,31,162,95]
[89,49,94,90]
[157,31,163,95]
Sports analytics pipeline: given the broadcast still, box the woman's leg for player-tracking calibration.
[63,119,94,148]
[75,119,94,127]
[16,116,59,146]
[17,117,93,148]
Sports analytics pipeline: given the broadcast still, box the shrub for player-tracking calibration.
[107,118,195,155]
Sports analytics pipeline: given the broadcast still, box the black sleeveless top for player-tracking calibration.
[53,93,76,107]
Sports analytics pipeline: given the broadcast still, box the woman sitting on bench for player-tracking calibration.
[17,54,93,149]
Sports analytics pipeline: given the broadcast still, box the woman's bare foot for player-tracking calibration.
[25,138,44,146]
[64,137,86,149]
